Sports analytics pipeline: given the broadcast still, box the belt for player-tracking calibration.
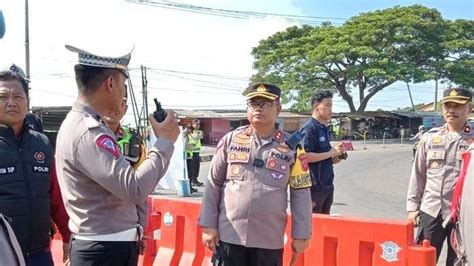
[74,227,140,242]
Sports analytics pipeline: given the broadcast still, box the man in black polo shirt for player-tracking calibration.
[301,90,344,214]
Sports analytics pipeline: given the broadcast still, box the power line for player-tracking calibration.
[126,0,346,25]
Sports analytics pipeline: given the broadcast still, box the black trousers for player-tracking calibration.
[212,241,283,266]
[416,211,456,266]
[70,238,138,266]
[191,152,201,181]
[312,190,334,214]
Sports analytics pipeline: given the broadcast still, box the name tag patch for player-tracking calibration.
[0,166,16,175]
[32,166,50,173]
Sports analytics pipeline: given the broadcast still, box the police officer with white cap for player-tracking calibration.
[407,87,472,265]
[55,45,179,265]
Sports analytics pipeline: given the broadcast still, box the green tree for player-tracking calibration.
[251,5,473,112]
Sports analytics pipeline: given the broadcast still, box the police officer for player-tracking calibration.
[0,64,71,265]
[56,45,179,265]
[102,86,149,254]
[188,119,204,186]
[407,87,472,265]
[199,83,312,265]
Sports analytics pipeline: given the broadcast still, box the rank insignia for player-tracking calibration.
[271,171,284,180]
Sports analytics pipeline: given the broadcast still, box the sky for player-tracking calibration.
[0,0,472,123]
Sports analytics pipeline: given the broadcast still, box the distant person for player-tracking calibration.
[199,83,312,265]
[300,90,345,214]
[56,44,179,265]
[410,125,426,161]
[183,125,197,193]
[0,64,71,265]
[188,119,204,187]
[407,88,472,265]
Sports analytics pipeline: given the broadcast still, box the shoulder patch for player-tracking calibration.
[289,146,312,189]
[95,134,120,158]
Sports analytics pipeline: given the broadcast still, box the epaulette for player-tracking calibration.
[286,130,305,150]
[83,114,101,129]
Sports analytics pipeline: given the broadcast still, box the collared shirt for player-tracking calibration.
[199,125,312,249]
[407,124,473,219]
[301,117,334,193]
[56,101,174,236]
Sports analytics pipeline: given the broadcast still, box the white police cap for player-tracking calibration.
[65,44,133,76]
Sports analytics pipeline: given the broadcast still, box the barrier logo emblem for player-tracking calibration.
[163,212,174,227]
[380,241,401,262]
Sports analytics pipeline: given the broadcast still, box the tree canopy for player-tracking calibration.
[251,5,473,112]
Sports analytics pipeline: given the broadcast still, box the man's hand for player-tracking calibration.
[149,111,180,143]
[62,243,70,263]
[407,211,420,227]
[202,227,219,252]
[138,235,150,255]
[291,238,310,254]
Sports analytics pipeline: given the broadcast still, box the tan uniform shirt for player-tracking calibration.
[407,124,473,219]
[56,102,174,235]
[199,126,312,249]
[460,144,474,263]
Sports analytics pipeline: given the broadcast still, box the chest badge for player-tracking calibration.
[319,136,326,142]
[34,151,45,164]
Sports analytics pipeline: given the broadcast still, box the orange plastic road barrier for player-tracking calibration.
[51,196,436,266]
[284,214,436,266]
[341,140,354,151]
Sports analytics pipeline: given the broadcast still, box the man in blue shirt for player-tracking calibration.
[301,90,344,214]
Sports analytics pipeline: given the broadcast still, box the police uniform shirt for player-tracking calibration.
[199,125,312,250]
[407,124,473,219]
[55,102,174,235]
[301,117,334,193]
[460,144,474,260]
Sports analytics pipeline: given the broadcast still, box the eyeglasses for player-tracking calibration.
[247,100,276,109]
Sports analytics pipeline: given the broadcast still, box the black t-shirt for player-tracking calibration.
[300,117,334,192]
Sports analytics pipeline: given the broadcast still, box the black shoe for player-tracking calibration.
[190,187,198,193]
[193,181,204,187]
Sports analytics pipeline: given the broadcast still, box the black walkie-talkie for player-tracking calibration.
[153,98,167,122]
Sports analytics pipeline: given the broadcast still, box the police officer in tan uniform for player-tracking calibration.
[56,45,179,266]
[407,87,472,265]
[199,83,312,266]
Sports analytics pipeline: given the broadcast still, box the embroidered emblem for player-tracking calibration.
[431,161,440,169]
[276,144,289,153]
[271,171,284,180]
[319,136,326,142]
[274,130,283,142]
[238,153,248,161]
[380,241,401,262]
[231,165,241,175]
[268,159,277,169]
[450,90,458,96]
[280,164,288,171]
[298,153,309,172]
[34,151,45,164]
[96,134,120,158]
[432,136,442,144]
[257,84,267,92]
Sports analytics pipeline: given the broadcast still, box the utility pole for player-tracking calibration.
[434,79,438,111]
[25,0,30,79]
[406,83,415,111]
[141,65,149,127]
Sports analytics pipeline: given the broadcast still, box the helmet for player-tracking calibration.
[419,125,426,131]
